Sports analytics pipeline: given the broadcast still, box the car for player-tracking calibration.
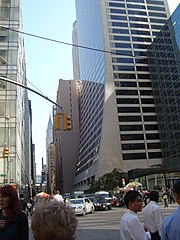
[69,198,94,215]
[89,196,112,211]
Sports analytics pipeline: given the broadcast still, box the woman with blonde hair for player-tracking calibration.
[31,200,78,240]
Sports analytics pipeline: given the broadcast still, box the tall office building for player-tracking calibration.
[55,79,80,193]
[0,0,31,193]
[73,0,170,190]
[46,114,53,192]
[147,4,180,171]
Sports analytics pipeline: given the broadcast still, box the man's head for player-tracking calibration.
[124,190,143,213]
[149,190,159,203]
[173,180,180,205]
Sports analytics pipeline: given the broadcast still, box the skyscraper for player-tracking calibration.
[73,0,170,190]
[147,4,180,171]
[0,0,31,193]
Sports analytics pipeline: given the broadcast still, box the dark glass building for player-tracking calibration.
[147,4,180,171]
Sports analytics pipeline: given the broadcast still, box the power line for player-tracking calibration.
[0,55,46,96]
[0,25,148,59]
[1,25,180,63]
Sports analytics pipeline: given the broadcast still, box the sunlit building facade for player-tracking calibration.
[73,0,170,190]
[0,0,31,193]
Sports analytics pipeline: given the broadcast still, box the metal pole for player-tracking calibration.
[5,116,10,184]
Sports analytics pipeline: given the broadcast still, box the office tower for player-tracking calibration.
[73,0,170,190]
[55,79,80,193]
[0,0,30,193]
[147,4,180,171]
[46,114,53,192]
[72,21,80,80]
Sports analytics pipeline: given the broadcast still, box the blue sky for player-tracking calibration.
[22,0,179,174]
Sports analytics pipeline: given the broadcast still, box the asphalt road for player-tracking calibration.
[29,202,178,240]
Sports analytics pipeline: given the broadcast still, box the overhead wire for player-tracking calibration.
[0,25,153,59]
[1,25,179,63]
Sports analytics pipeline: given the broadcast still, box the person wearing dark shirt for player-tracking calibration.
[0,184,29,240]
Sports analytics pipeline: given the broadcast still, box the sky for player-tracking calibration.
[22,0,179,174]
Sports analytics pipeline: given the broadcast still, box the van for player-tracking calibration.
[95,191,112,201]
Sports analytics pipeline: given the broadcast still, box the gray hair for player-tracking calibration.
[31,200,78,240]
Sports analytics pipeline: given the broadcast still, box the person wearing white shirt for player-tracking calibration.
[120,190,151,240]
[53,190,63,202]
[143,191,162,240]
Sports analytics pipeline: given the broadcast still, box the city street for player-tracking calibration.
[29,203,178,240]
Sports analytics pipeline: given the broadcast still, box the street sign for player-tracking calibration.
[0,174,6,177]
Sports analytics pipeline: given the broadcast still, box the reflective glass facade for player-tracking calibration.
[147,4,180,171]
[74,0,170,190]
[0,0,30,192]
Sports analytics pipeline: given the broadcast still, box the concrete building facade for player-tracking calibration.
[54,79,80,194]
[73,0,171,190]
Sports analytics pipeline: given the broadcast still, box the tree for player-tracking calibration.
[88,168,128,193]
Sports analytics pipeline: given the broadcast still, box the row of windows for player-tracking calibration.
[112,35,152,43]
[121,133,160,140]
[118,106,156,113]
[111,15,166,25]
[119,115,157,122]
[122,152,162,160]
[114,73,150,79]
[109,3,166,12]
[120,124,158,131]
[116,89,153,95]
[116,97,154,104]
[122,142,161,150]
[112,57,148,64]
[109,0,164,5]
[110,8,167,18]
[113,65,150,71]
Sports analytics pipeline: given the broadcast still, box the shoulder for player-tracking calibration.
[17,211,28,223]
[162,209,178,226]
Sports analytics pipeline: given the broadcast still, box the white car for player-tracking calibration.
[69,198,94,215]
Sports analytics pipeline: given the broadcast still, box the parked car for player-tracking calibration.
[69,198,94,215]
[89,196,112,211]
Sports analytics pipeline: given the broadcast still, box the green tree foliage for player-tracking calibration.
[88,168,128,193]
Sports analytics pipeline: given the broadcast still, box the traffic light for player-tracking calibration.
[54,113,60,130]
[63,114,72,131]
[2,147,9,158]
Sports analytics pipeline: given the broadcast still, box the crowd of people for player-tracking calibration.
[0,181,180,240]
[0,186,77,240]
[120,180,180,240]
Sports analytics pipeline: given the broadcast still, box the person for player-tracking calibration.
[31,200,78,240]
[143,191,162,240]
[0,184,29,240]
[120,190,151,240]
[162,189,168,208]
[53,190,63,202]
[168,188,175,204]
[161,180,180,240]
[19,193,28,214]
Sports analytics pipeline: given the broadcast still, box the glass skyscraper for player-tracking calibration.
[73,0,170,190]
[147,4,180,171]
[0,0,30,193]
